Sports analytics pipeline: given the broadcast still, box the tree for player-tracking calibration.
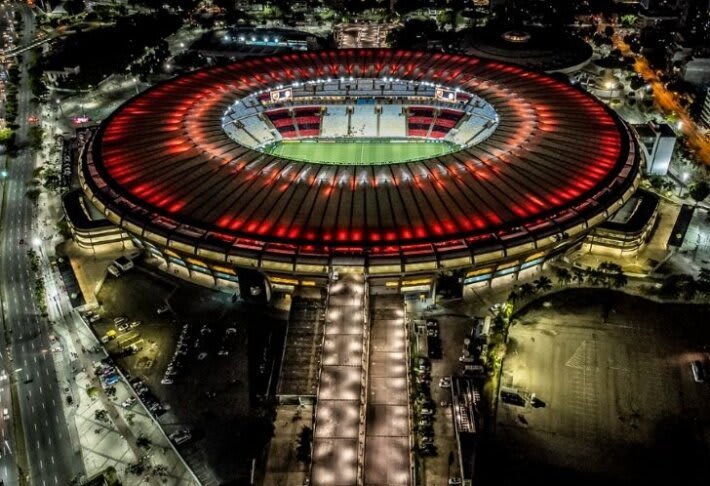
[296,426,312,463]
[572,268,586,285]
[587,268,608,287]
[697,268,710,296]
[519,283,536,299]
[610,271,628,289]
[554,267,572,286]
[659,274,696,299]
[64,0,86,16]
[688,180,710,205]
[94,409,108,422]
[507,287,520,304]
[533,276,552,293]
[136,436,152,450]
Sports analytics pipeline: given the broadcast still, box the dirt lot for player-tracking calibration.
[477,289,710,486]
[92,266,288,484]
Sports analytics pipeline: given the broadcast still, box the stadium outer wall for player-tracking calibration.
[77,133,641,294]
[76,50,642,294]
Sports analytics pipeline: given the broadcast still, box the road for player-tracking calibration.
[0,3,83,485]
[614,36,710,166]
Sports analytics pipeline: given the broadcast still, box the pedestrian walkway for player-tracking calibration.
[363,294,411,486]
[311,274,366,486]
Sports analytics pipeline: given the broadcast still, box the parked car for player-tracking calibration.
[130,320,142,329]
[121,397,137,408]
[439,377,451,388]
[169,429,191,445]
[113,316,128,326]
[117,322,129,332]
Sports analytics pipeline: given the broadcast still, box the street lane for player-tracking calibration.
[0,3,83,484]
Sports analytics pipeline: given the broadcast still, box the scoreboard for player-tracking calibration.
[434,86,457,103]
[270,88,293,103]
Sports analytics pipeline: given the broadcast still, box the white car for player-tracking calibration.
[169,429,191,445]
[121,397,137,408]
[439,377,451,388]
[117,322,129,332]
[2,408,9,420]
[130,320,142,329]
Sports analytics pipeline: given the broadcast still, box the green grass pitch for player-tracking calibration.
[264,140,456,165]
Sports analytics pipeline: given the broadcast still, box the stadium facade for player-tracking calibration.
[78,49,641,292]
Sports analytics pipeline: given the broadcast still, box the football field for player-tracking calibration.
[265,140,456,165]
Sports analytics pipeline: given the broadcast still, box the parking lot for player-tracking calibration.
[406,297,479,484]
[91,266,288,484]
[478,289,710,485]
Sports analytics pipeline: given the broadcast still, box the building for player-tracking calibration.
[78,50,640,292]
[583,190,660,257]
[698,87,710,128]
[632,122,677,175]
[682,57,710,85]
[62,189,131,249]
[464,26,593,74]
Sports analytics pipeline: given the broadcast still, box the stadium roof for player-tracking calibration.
[83,49,638,263]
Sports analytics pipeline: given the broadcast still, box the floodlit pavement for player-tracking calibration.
[488,290,710,483]
[311,274,365,486]
[363,295,411,486]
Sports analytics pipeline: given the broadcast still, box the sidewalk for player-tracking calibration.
[43,246,197,484]
[263,405,312,486]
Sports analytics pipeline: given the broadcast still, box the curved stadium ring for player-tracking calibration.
[80,49,640,283]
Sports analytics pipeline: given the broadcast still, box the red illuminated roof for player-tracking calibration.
[84,49,639,260]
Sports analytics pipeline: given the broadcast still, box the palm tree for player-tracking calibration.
[519,283,536,299]
[587,269,608,286]
[507,287,520,304]
[554,267,572,286]
[610,271,628,289]
[572,268,586,285]
[533,276,553,293]
[598,261,622,274]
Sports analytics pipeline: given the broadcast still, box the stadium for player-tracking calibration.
[78,49,641,292]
